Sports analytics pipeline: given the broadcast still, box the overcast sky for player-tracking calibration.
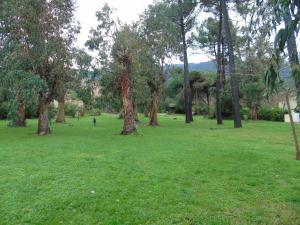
[75,0,211,63]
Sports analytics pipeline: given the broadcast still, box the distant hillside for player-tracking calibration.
[173,60,217,72]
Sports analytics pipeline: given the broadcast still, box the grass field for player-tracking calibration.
[0,114,299,225]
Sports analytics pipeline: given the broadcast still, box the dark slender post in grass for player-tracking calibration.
[286,92,300,160]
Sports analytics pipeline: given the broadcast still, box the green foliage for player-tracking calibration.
[241,107,250,120]
[86,108,102,116]
[64,103,78,118]
[48,104,58,121]
[258,107,288,122]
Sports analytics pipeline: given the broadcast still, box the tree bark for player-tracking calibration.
[179,0,193,123]
[56,97,65,123]
[37,100,51,135]
[149,89,159,126]
[120,63,136,135]
[216,1,223,125]
[251,106,258,121]
[222,1,242,128]
[286,93,300,160]
[15,103,26,127]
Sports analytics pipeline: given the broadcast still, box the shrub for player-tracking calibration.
[87,108,102,116]
[208,107,216,119]
[48,104,57,121]
[241,107,250,121]
[271,107,288,122]
[258,107,272,121]
[258,107,287,122]
[65,103,78,118]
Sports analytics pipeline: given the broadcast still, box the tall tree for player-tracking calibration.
[0,0,78,135]
[221,0,242,128]
[164,0,198,123]
[139,2,178,126]
[86,5,141,134]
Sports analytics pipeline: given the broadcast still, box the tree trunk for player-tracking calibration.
[144,104,149,117]
[286,93,300,160]
[222,1,242,128]
[56,97,65,123]
[132,100,139,122]
[179,0,193,123]
[216,1,223,125]
[37,100,51,135]
[149,89,159,126]
[251,106,258,120]
[15,103,26,127]
[120,64,136,135]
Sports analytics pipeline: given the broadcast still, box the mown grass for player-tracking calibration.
[0,114,299,225]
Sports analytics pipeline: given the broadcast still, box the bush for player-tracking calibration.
[258,107,287,122]
[241,107,250,121]
[258,107,272,121]
[193,103,209,115]
[48,104,57,121]
[87,108,102,116]
[271,107,288,122]
[65,103,78,118]
[207,107,216,119]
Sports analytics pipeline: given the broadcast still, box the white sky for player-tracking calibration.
[75,0,211,63]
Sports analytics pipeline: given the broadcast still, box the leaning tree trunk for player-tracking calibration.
[286,93,300,160]
[15,103,26,127]
[56,95,65,123]
[37,99,51,135]
[120,63,136,135]
[222,0,242,128]
[179,2,193,123]
[216,1,223,125]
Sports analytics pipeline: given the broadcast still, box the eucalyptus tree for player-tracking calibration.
[86,4,141,134]
[111,25,142,134]
[0,0,79,135]
[139,2,179,126]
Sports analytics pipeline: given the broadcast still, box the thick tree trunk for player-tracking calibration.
[149,90,159,126]
[222,1,242,128]
[179,0,193,123]
[216,1,223,125]
[120,65,136,135]
[56,98,65,123]
[15,103,26,127]
[286,93,300,160]
[37,100,51,135]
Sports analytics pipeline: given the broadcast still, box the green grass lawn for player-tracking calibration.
[0,114,300,225]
